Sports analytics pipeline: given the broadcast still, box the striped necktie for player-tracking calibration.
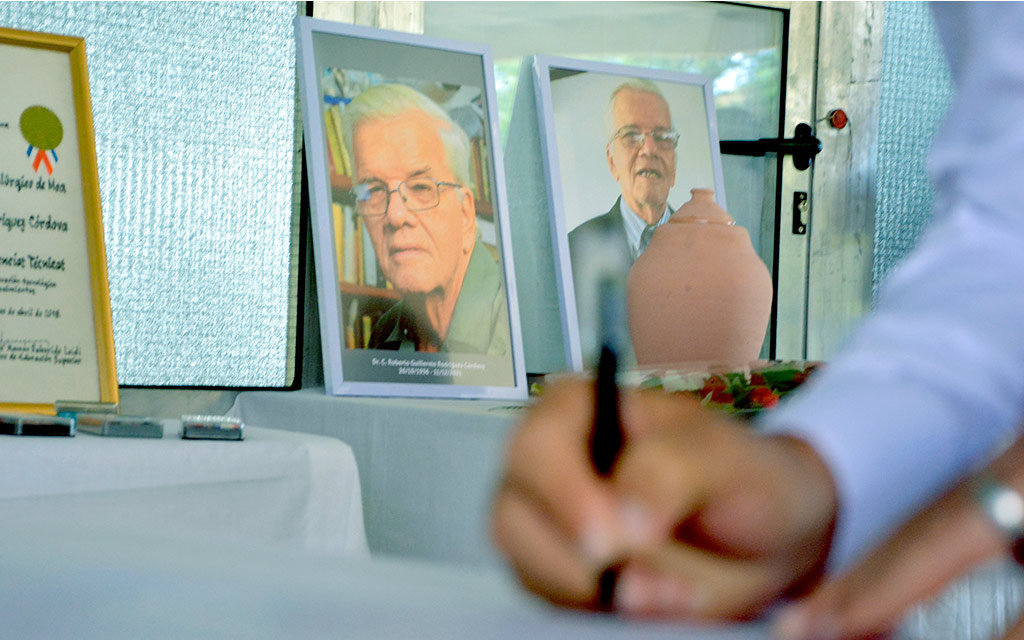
[638,224,657,257]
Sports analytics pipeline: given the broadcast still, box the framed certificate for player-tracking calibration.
[295,18,527,400]
[0,27,117,413]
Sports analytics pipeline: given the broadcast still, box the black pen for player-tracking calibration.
[590,274,628,610]
[590,343,624,477]
[590,271,627,476]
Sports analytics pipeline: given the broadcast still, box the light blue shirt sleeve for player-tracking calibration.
[759,2,1024,571]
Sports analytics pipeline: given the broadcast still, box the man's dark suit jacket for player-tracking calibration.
[567,196,633,287]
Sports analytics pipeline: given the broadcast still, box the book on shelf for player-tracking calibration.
[337,201,354,282]
[354,214,364,286]
[332,202,345,280]
[345,297,358,349]
[468,137,494,215]
[470,138,485,206]
[324,105,351,177]
[361,315,373,349]
[481,139,492,203]
[324,111,345,179]
[362,222,379,287]
[335,201,394,290]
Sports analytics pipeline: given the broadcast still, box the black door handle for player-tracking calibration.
[719,123,822,171]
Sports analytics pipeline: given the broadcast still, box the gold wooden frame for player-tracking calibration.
[0,26,117,413]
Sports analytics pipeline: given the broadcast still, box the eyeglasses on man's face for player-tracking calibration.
[613,127,680,150]
[353,177,461,218]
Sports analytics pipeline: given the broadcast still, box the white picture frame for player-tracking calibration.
[532,55,727,371]
[295,18,527,399]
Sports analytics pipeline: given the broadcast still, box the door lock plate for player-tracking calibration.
[793,192,808,235]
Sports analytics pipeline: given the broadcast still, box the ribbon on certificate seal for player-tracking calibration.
[20,106,63,176]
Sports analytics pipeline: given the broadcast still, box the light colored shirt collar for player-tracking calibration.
[618,198,672,259]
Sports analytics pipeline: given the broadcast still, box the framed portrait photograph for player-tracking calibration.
[295,18,527,399]
[0,27,118,413]
[531,56,727,371]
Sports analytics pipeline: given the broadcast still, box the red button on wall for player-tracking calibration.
[828,109,848,129]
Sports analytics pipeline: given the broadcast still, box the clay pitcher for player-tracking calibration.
[626,188,773,367]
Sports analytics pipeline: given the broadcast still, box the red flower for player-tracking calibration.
[699,375,733,404]
[749,386,779,408]
[710,389,734,404]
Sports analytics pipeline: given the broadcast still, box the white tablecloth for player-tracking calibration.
[230,388,524,565]
[228,389,1024,638]
[0,421,368,558]
[0,520,767,639]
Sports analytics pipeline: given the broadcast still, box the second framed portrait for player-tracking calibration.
[296,18,526,399]
[531,56,727,371]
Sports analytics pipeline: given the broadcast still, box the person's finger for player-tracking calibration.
[611,395,784,619]
[612,391,724,522]
[772,481,1006,640]
[615,543,790,619]
[615,394,834,558]
[611,394,837,619]
[497,378,625,566]
[491,485,599,607]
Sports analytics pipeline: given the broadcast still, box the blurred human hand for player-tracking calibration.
[491,377,838,619]
[773,436,1024,640]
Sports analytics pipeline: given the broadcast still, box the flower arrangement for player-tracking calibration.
[629,361,819,419]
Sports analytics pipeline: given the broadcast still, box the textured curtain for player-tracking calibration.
[0,1,301,386]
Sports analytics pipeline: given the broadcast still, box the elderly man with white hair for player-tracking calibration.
[343,83,510,356]
[567,79,680,273]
